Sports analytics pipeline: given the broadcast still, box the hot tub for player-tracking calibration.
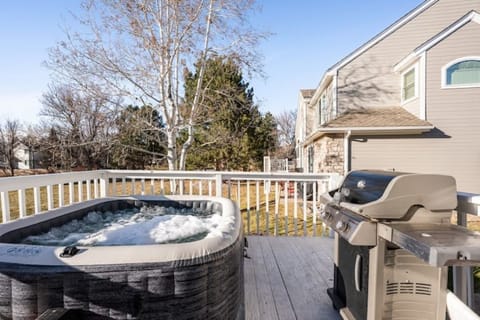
[0,195,244,320]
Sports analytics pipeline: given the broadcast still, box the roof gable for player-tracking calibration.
[327,0,438,73]
[395,10,480,70]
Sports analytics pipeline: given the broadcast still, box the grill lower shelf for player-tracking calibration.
[385,223,480,266]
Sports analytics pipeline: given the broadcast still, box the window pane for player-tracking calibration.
[447,60,480,85]
[403,69,415,100]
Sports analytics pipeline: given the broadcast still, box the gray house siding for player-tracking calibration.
[351,20,480,192]
[337,0,480,113]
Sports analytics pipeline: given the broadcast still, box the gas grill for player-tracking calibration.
[319,170,480,320]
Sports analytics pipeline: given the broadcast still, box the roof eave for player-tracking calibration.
[302,125,434,145]
[318,125,434,135]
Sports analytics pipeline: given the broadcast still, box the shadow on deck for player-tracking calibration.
[244,236,341,320]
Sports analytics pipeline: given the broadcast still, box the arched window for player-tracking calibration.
[443,58,480,87]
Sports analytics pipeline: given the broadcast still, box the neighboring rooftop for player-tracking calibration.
[321,107,432,128]
[300,89,316,99]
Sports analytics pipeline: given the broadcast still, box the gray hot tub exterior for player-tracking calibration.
[0,196,244,320]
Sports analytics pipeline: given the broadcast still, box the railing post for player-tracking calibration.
[1,191,10,223]
[215,174,222,197]
[100,172,108,198]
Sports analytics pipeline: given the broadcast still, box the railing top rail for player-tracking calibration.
[0,171,104,193]
[104,170,341,182]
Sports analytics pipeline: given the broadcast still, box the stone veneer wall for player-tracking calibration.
[314,134,344,174]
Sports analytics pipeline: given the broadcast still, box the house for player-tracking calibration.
[295,0,480,192]
[0,142,42,171]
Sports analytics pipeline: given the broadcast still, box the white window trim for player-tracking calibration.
[441,56,480,89]
[401,64,419,104]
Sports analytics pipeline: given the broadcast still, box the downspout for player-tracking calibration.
[344,130,351,175]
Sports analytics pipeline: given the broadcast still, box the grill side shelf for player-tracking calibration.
[387,223,480,267]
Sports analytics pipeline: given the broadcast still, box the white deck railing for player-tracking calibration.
[0,170,478,317]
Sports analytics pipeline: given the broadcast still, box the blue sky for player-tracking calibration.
[0,0,423,124]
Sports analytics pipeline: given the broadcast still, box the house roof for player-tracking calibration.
[300,89,316,99]
[302,107,434,145]
[321,107,432,128]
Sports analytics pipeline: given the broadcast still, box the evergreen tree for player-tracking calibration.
[183,56,277,170]
[111,106,166,169]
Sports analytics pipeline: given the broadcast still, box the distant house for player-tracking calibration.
[295,0,480,192]
[0,142,42,171]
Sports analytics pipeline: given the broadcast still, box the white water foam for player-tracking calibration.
[21,205,235,246]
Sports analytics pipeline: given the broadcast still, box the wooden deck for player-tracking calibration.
[244,236,341,320]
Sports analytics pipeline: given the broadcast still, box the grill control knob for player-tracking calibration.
[336,220,349,232]
[321,210,331,220]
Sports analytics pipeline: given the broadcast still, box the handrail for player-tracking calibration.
[0,170,478,316]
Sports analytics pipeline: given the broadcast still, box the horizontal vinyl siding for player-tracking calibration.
[337,0,480,113]
[351,21,480,193]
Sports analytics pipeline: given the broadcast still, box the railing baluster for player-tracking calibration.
[58,183,64,207]
[141,179,146,195]
[215,175,222,197]
[256,181,260,235]
[150,179,155,194]
[93,179,98,199]
[237,181,241,207]
[275,181,279,236]
[303,182,307,236]
[121,177,126,195]
[78,181,83,202]
[1,191,10,222]
[294,182,298,236]
[86,180,91,200]
[199,180,203,196]
[246,180,250,235]
[284,181,289,236]
[69,182,74,204]
[265,181,270,236]
[160,179,165,195]
[313,182,317,236]
[18,189,26,218]
[47,185,54,210]
[208,180,213,196]
[189,180,193,195]
[131,178,136,195]
[33,186,41,214]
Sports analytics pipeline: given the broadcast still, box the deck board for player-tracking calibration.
[244,236,341,320]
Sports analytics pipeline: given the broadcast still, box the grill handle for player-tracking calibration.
[355,254,362,292]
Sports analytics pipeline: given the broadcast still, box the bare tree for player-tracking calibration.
[45,0,266,170]
[0,120,22,176]
[275,110,296,159]
[40,85,115,169]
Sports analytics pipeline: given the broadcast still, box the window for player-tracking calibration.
[444,59,480,87]
[402,68,416,101]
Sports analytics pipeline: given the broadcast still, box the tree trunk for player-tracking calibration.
[166,128,177,171]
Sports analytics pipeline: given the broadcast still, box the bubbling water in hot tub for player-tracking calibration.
[20,205,235,246]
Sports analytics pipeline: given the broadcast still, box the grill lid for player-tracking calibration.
[337,170,405,204]
[330,170,457,220]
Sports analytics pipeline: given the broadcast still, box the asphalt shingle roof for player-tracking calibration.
[321,107,432,128]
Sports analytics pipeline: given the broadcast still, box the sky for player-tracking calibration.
[0,0,424,125]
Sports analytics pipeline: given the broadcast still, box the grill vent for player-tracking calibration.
[385,282,432,296]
